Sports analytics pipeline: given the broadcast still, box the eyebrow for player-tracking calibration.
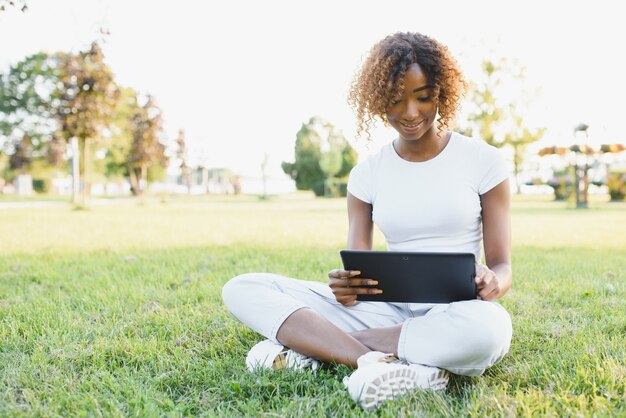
[413,85,433,93]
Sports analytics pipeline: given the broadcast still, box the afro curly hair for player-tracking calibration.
[348,32,467,140]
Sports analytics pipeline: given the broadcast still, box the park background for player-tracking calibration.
[1,0,625,416]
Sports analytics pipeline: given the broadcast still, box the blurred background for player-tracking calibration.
[1,0,625,205]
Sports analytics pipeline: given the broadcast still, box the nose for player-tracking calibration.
[401,100,419,121]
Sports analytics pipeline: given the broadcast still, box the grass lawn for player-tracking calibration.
[0,194,625,416]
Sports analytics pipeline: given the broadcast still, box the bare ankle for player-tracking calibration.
[349,326,401,356]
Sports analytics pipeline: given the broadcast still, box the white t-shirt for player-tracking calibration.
[347,132,509,261]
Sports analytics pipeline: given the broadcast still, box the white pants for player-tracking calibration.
[222,273,512,376]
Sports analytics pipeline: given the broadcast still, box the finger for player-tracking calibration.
[476,268,495,288]
[328,269,361,279]
[328,277,346,288]
[478,279,499,299]
[329,276,368,287]
[474,265,488,284]
[328,269,342,278]
[346,278,378,287]
[480,271,496,288]
[334,287,383,296]
[479,286,499,301]
[337,295,357,306]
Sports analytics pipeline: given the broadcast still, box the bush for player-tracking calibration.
[312,180,325,197]
[312,179,348,197]
[546,169,573,201]
[32,178,49,193]
[606,171,626,201]
[337,181,348,197]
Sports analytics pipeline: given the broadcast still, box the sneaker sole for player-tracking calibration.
[351,364,448,410]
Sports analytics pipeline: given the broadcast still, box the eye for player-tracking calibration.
[390,98,402,106]
[417,96,432,102]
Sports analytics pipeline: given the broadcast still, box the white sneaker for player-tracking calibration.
[344,351,448,410]
[245,339,320,372]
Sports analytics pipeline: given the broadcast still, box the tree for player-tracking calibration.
[0,152,8,192]
[127,95,167,198]
[46,132,67,167]
[8,133,32,173]
[337,140,358,179]
[282,117,325,190]
[259,152,270,199]
[57,42,119,204]
[319,128,345,197]
[0,52,63,164]
[282,116,357,195]
[463,56,544,193]
[102,86,140,181]
[175,129,191,193]
[464,59,508,147]
[504,117,545,194]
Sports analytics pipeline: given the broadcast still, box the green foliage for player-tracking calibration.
[337,144,358,179]
[464,56,545,193]
[127,95,167,196]
[102,86,140,180]
[282,116,357,195]
[56,43,119,203]
[0,152,8,187]
[282,118,324,190]
[504,116,546,193]
[319,146,342,178]
[547,168,574,201]
[0,52,62,155]
[28,158,65,194]
[57,43,118,144]
[464,57,509,147]
[8,133,32,173]
[0,46,174,197]
[606,170,626,201]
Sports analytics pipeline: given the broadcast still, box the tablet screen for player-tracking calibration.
[340,250,477,303]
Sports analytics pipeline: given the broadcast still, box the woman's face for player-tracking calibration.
[386,63,438,141]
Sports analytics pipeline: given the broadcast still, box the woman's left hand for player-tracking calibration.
[475,264,500,301]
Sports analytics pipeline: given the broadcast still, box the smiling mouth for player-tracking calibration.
[400,120,423,129]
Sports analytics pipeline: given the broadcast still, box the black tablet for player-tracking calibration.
[339,250,477,303]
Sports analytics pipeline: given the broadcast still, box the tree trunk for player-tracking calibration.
[80,138,90,205]
[513,144,521,194]
[140,164,147,201]
[128,164,139,195]
[71,137,80,204]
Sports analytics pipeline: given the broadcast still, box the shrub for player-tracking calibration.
[606,170,626,201]
[546,169,573,201]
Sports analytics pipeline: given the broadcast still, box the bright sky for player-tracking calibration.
[1,0,625,178]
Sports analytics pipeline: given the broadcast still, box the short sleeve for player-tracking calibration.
[347,160,372,203]
[478,145,509,195]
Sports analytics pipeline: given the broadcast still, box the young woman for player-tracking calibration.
[222,32,512,410]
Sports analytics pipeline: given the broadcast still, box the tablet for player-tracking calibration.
[339,250,477,303]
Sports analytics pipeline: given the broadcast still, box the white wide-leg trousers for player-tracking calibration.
[222,273,512,376]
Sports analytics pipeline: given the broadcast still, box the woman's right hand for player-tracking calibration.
[327,269,382,307]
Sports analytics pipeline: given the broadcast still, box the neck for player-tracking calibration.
[394,128,450,163]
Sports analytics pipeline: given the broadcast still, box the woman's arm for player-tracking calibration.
[347,192,374,250]
[477,179,512,300]
[328,192,378,306]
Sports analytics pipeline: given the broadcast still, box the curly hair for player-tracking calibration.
[348,32,467,140]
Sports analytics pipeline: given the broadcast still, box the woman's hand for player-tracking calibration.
[328,269,382,307]
[475,264,501,301]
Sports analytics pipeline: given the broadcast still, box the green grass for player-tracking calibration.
[0,195,625,416]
